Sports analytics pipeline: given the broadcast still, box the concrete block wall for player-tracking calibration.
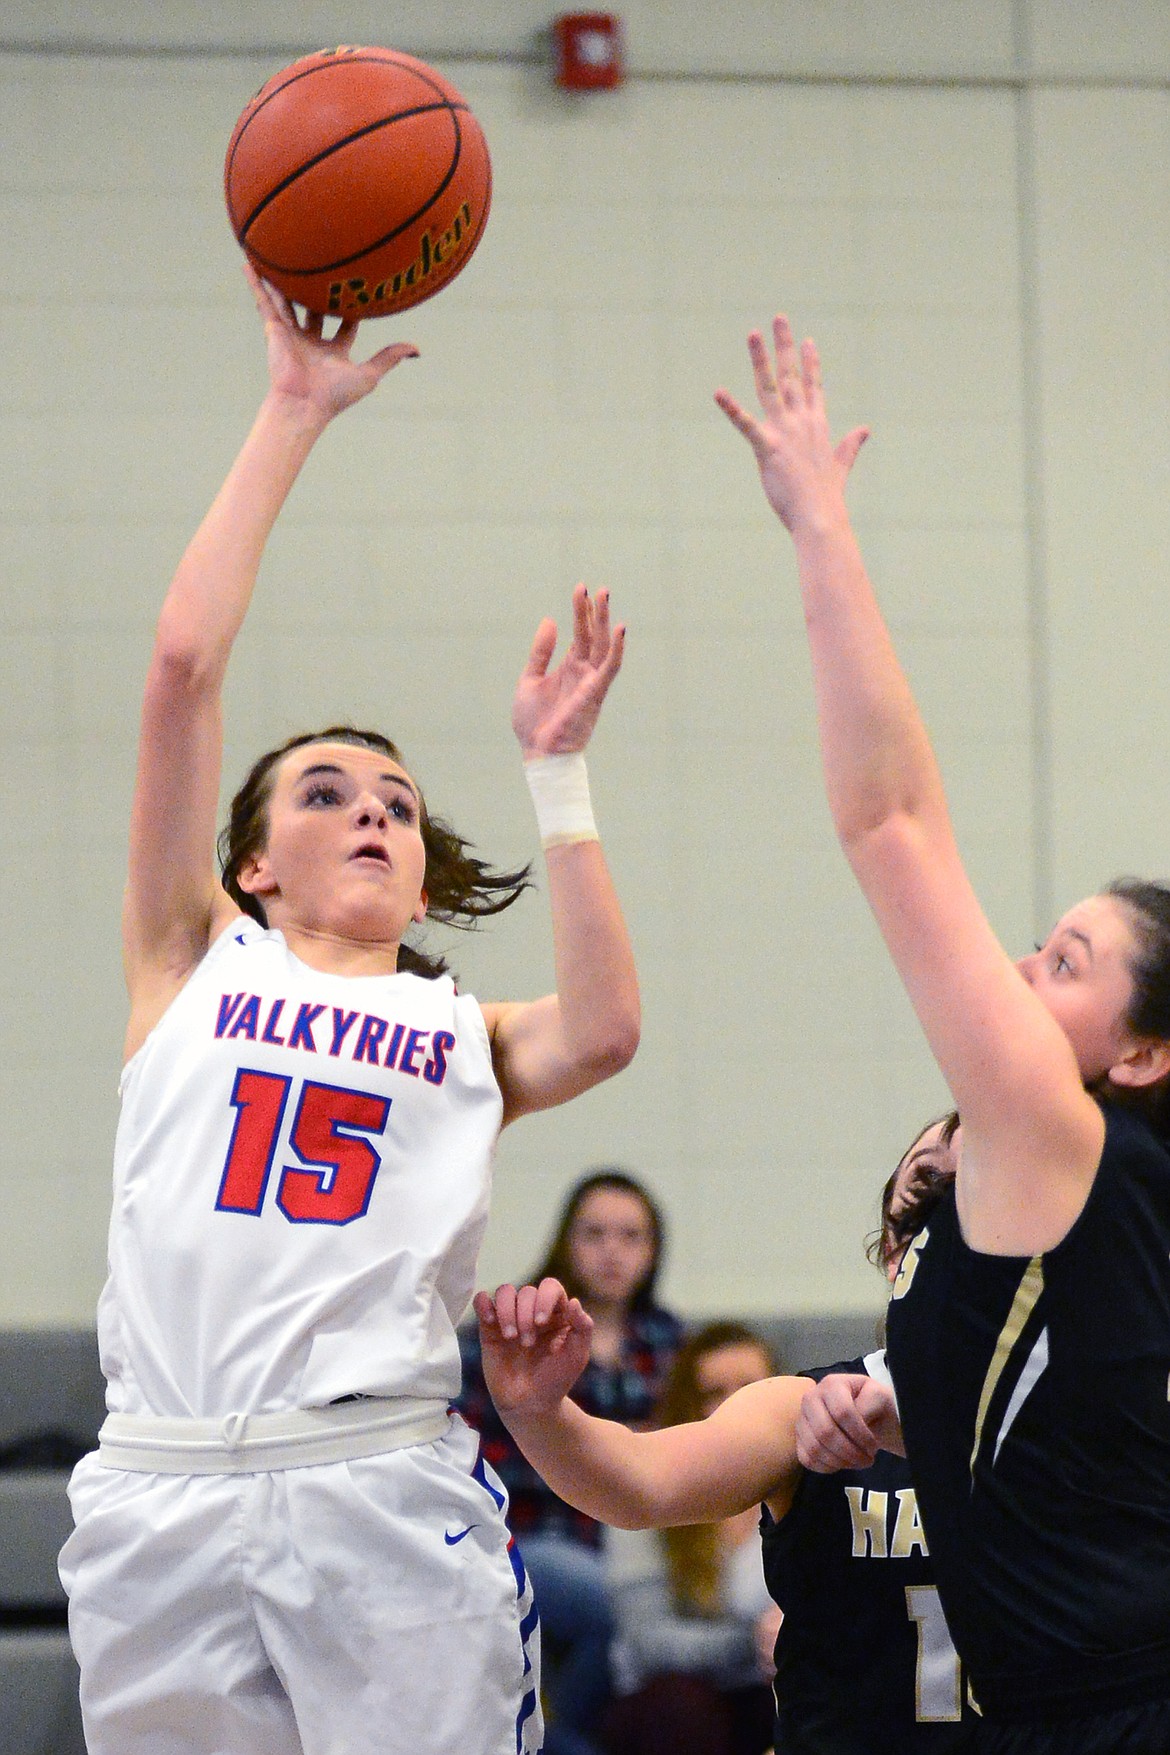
[0,2,1167,1326]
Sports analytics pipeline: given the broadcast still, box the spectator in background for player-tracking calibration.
[602,1323,781,1755]
[474,1116,979,1754]
[459,1170,683,1755]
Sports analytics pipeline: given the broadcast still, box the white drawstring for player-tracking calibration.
[221,1412,249,1447]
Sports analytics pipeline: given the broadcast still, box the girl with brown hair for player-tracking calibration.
[459,1169,681,1755]
[473,1117,979,1753]
[719,314,1170,1755]
[601,1322,781,1755]
[58,270,639,1755]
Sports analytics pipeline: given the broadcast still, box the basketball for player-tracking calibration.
[224,45,491,320]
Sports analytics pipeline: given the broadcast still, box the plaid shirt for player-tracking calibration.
[457,1304,684,1549]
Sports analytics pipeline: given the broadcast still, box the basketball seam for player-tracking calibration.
[225,50,461,205]
[234,101,466,245]
[241,108,470,278]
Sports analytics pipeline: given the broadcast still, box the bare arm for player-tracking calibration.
[123,271,417,1058]
[481,587,640,1123]
[475,1281,804,1524]
[716,318,1104,1252]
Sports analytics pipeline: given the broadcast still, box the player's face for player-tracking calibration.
[240,743,427,942]
[567,1187,657,1309]
[883,1120,958,1283]
[694,1341,773,1418]
[1015,894,1141,1084]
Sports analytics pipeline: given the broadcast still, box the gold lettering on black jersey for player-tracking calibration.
[845,1485,931,1559]
[891,1487,929,1558]
[890,1227,929,1301]
[845,1486,888,1557]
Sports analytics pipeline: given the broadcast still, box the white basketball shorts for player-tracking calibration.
[59,1412,542,1755]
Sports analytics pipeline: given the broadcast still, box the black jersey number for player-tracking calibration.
[904,1585,962,1722]
[216,1068,391,1225]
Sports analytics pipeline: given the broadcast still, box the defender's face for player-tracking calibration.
[239,742,428,942]
[1015,894,1140,1084]
[884,1120,959,1283]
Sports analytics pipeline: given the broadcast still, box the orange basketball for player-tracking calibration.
[224,45,491,320]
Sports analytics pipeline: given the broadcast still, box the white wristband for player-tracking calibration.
[524,752,598,850]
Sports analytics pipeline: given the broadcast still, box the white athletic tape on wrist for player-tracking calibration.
[525,752,598,849]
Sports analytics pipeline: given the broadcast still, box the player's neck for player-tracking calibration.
[277,920,404,978]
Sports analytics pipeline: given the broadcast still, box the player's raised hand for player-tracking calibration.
[474,1279,594,1417]
[245,261,418,421]
[512,585,625,759]
[794,1373,904,1473]
[715,315,868,536]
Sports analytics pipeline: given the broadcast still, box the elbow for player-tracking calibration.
[838,806,934,880]
[610,1005,641,1073]
[149,642,201,695]
[149,585,235,698]
[147,624,223,704]
[590,1005,641,1081]
[563,989,640,1088]
[610,1490,659,1530]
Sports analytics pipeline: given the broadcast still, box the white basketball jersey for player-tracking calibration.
[98,920,504,1419]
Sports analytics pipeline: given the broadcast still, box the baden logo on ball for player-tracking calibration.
[224,45,492,319]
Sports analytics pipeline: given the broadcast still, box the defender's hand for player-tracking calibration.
[715,314,868,537]
[795,1373,904,1472]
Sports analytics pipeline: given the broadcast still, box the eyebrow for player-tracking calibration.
[296,761,420,802]
[1056,927,1093,959]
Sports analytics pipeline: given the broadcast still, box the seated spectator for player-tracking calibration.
[602,1324,781,1755]
[459,1169,682,1755]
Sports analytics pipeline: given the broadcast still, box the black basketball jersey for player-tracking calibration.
[886,1102,1170,1724]
[762,1354,979,1754]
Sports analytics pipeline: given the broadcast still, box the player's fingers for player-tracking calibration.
[819,1377,883,1450]
[795,1410,876,1473]
[570,582,593,660]
[836,426,870,475]
[747,328,780,409]
[513,1283,541,1344]
[714,389,765,450]
[597,621,625,685]
[771,313,799,382]
[588,587,612,665]
[493,1283,520,1339]
[368,341,420,379]
[265,281,299,327]
[245,266,293,334]
[472,1290,498,1327]
[801,337,822,404]
[573,621,625,715]
[798,1380,879,1464]
[242,259,270,310]
[522,618,558,680]
[534,1278,568,1328]
[334,315,365,347]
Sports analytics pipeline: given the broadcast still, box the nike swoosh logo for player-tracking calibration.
[444,1524,477,1545]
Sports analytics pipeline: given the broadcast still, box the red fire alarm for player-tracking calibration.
[553,13,624,89]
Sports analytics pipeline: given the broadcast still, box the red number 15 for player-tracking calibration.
[216,1069,391,1226]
